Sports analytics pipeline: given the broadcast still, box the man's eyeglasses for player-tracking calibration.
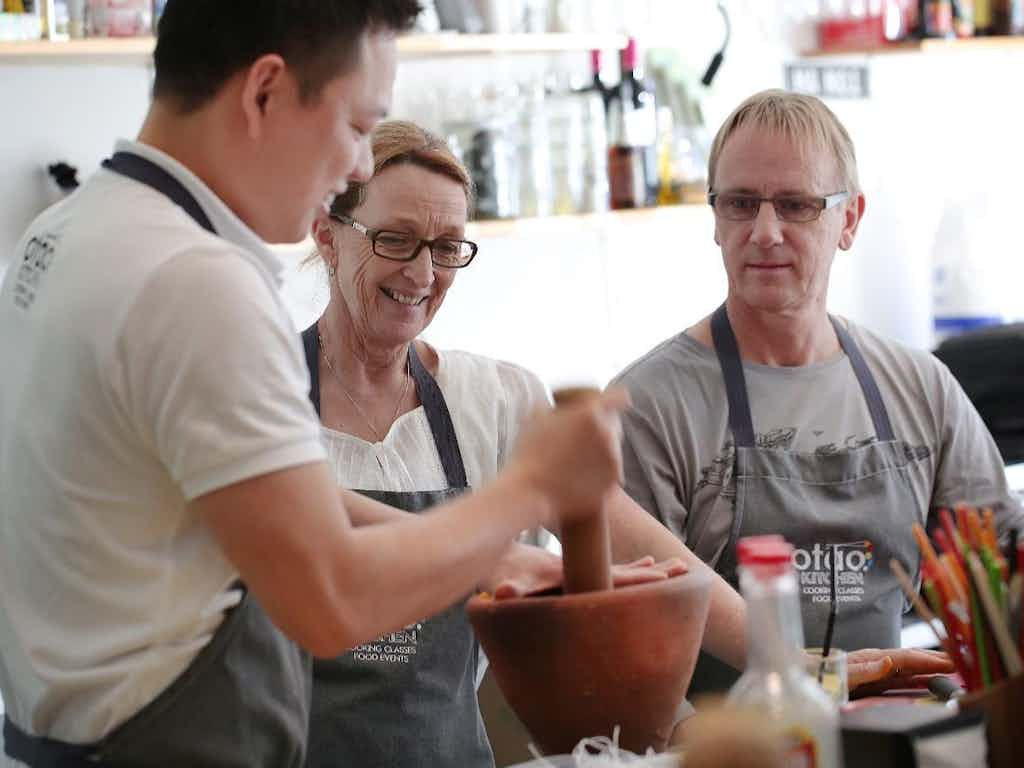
[708,191,849,223]
[331,214,478,269]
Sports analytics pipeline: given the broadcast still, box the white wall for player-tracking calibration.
[0,64,152,280]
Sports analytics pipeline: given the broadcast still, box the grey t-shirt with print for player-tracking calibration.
[612,318,1023,570]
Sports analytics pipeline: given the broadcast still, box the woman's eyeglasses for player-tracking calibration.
[331,214,478,269]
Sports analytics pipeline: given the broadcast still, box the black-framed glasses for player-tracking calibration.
[331,213,478,269]
[708,191,849,223]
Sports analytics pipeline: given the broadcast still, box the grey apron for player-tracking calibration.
[301,327,493,768]
[3,151,311,767]
[689,304,921,694]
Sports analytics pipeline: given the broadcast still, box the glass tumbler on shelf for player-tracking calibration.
[515,82,552,219]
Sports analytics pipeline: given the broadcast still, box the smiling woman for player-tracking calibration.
[299,120,541,768]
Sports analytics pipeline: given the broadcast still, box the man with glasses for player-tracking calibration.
[612,89,1020,697]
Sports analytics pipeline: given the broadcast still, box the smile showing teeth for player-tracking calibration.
[382,287,425,306]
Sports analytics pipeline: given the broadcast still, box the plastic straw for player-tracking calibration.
[818,543,838,684]
[966,551,1023,677]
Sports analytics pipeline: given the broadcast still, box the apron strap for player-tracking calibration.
[711,305,896,446]
[830,317,896,442]
[408,343,469,490]
[301,324,321,417]
[710,304,756,448]
[302,327,469,490]
[102,152,215,234]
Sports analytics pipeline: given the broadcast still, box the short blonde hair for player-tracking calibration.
[330,120,475,217]
[707,89,859,195]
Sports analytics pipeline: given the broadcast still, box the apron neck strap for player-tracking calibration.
[711,304,895,446]
[302,328,469,490]
[302,324,321,418]
[408,343,469,489]
[102,152,215,234]
[829,317,895,442]
[711,304,756,448]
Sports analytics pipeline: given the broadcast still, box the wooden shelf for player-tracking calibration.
[467,202,708,239]
[0,32,625,65]
[0,35,153,64]
[803,34,1024,57]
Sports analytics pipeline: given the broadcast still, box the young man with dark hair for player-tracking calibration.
[0,2,632,765]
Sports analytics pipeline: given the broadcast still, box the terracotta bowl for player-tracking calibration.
[468,571,712,755]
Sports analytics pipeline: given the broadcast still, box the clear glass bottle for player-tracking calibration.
[728,536,843,768]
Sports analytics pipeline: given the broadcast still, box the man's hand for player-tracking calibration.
[847,648,954,696]
[484,544,687,600]
[507,388,630,529]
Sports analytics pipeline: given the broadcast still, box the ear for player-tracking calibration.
[838,193,866,251]
[312,209,337,266]
[239,54,290,141]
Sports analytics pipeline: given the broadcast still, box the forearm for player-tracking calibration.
[200,463,549,659]
[340,488,410,526]
[320,468,550,655]
[606,488,748,670]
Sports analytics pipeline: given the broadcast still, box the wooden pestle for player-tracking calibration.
[551,387,613,593]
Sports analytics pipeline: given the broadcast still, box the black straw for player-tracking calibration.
[819,543,839,683]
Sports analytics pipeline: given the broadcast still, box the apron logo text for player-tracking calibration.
[792,541,875,605]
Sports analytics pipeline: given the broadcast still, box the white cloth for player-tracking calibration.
[320,349,548,493]
[0,139,326,747]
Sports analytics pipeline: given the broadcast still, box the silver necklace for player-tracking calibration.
[318,330,411,442]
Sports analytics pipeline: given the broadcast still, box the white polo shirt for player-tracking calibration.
[0,140,327,747]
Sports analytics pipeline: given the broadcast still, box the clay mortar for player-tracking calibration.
[468,387,713,754]
[468,572,712,754]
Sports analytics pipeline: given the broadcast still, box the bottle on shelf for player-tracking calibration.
[996,0,1024,33]
[619,37,658,204]
[650,66,709,207]
[606,37,657,210]
[953,0,976,36]
[972,0,996,33]
[727,536,843,768]
[921,0,956,37]
[606,88,646,210]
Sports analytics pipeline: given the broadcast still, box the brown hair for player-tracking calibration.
[330,120,475,218]
[707,89,860,195]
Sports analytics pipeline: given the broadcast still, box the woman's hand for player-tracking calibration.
[481,545,687,600]
[847,648,955,696]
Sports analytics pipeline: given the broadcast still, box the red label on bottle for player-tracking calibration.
[783,727,819,768]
